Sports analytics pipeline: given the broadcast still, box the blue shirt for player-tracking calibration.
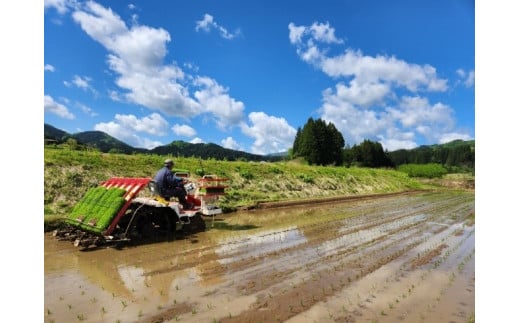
[154,166,183,198]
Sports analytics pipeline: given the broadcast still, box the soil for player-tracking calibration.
[44,190,474,323]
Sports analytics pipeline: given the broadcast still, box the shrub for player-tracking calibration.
[398,163,447,178]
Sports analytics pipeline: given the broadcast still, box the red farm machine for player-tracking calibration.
[53,171,228,250]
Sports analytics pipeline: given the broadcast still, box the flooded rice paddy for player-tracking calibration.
[45,191,474,322]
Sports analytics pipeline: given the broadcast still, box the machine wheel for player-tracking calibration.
[182,214,206,233]
[121,204,178,242]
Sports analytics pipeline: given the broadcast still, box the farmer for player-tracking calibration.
[154,159,193,210]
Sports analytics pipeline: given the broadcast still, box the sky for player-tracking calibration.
[43,0,475,155]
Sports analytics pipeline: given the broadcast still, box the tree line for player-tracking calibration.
[291,118,474,170]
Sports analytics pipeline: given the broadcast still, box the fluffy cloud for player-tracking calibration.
[44,0,70,14]
[290,21,470,151]
[195,13,240,40]
[321,50,447,92]
[71,1,202,117]
[241,112,297,155]
[94,113,169,148]
[288,21,343,45]
[194,76,245,130]
[221,136,243,151]
[190,137,205,144]
[172,124,196,137]
[456,68,475,88]
[44,95,75,119]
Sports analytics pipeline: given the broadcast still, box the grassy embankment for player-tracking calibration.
[44,147,457,228]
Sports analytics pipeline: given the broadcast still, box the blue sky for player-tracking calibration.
[44,0,475,154]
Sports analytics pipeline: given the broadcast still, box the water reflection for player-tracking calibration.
[215,226,307,264]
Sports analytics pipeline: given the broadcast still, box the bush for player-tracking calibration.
[240,170,254,180]
[397,163,447,178]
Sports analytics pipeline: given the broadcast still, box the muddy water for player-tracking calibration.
[45,191,474,323]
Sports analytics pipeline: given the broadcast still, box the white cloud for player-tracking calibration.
[457,68,475,88]
[94,116,165,150]
[44,0,70,14]
[324,80,391,108]
[72,75,90,89]
[58,2,259,151]
[438,132,473,144]
[68,75,98,95]
[190,137,204,144]
[44,64,55,72]
[320,98,388,146]
[319,82,468,150]
[195,13,240,40]
[194,76,245,129]
[290,21,471,150]
[288,23,306,44]
[71,1,201,117]
[77,102,98,117]
[221,136,243,151]
[241,112,297,155]
[113,113,169,136]
[290,21,447,93]
[44,95,75,119]
[309,22,344,44]
[93,112,169,148]
[378,137,418,152]
[172,124,196,137]
[288,22,343,45]
[393,96,454,129]
[321,50,447,92]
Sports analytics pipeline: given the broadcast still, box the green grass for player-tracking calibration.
[397,163,448,178]
[44,147,445,229]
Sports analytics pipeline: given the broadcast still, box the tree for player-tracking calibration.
[292,118,345,166]
[346,139,394,168]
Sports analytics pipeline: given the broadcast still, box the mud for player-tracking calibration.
[44,191,474,322]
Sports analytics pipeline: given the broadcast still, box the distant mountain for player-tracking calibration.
[44,124,69,142]
[149,140,272,161]
[266,151,289,158]
[44,123,281,161]
[72,131,148,154]
[387,139,474,167]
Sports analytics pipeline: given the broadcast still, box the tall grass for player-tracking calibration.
[397,163,448,178]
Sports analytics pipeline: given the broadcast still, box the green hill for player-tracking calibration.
[72,131,147,154]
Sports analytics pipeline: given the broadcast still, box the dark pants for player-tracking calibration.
[163,186,190,208]
[172,187,188,204]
